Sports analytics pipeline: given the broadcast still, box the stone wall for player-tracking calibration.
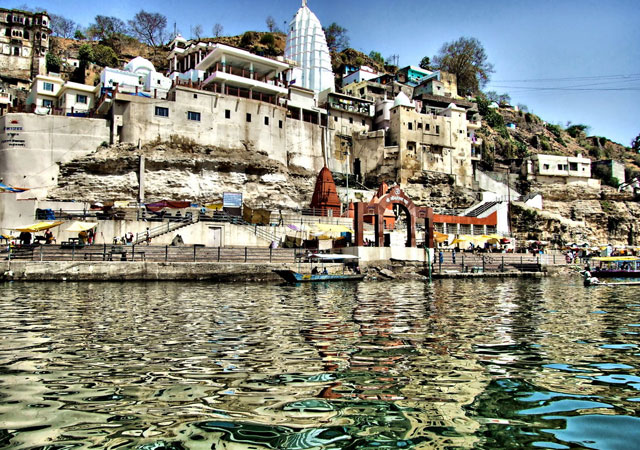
[0,113,110,199]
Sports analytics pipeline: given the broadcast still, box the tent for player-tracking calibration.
[13,221,64,232]
[65,221,98,233]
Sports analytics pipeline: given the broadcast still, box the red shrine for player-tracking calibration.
[309,166,342,216]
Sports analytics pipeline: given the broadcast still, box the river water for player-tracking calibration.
[0,277,639,449]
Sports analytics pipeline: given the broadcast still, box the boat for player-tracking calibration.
[274,253,365,283]
[587,256,640,278]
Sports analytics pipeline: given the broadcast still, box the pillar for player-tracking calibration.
[354,202,365,247]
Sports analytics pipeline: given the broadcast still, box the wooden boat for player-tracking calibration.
[587,256,640,278]
[274,253,365,283]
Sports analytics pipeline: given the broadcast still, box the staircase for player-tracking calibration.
[465,201,500,217]
[133,215,199,244]
[216,211,281,244]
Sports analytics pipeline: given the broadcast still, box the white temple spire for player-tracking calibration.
[285,1,334,93]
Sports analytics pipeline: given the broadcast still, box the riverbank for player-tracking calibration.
[1,260,553,282]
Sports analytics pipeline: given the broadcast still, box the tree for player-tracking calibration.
[323,23,349,52]
[260,33,275,46]
[565,124,590,139]
[212,23,224,38]
[78,43,94,65]
[50,14,76,38]
[266,16,279,33]
[87,15,128,41]
[93,44,118,67]
[192,24,203,40]
[45,52,61,73]
[432,36,494,96]
[419,56,432,70]
[485,90,511,105]
[128,10,167,47]
[631,133,640,152]
[74,28,86,40]
[369,51,384,65]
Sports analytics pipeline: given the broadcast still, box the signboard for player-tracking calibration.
[223,192,243,208]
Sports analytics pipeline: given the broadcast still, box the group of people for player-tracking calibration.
[114,228,152,246]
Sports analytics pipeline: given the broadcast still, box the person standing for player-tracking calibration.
[145,227,151,245]
[452,249,456,264]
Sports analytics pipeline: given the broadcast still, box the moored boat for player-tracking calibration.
[274,253,364,283]
[587,256,640,278]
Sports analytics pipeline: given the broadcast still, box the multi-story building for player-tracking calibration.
[26,74,98,116]
[0,7,50,81]
[522,153,597,186]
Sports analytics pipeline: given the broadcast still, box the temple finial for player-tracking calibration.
[302,0,307,7]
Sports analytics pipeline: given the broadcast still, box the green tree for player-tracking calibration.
[419,56,432,70]
[128,10,167,47]
[565,124,590,139]
[369,51,384,65]
[93,45,118,67]
[45,52,61,73]
[632,133,640,152]
[78,43,94,65]
[432,36,494,96]
[324,23,349,52]
[74,28,86,40]
[260,33,275,46]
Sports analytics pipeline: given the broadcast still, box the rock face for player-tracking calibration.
[511,182,640,246]
[49,142,315,209]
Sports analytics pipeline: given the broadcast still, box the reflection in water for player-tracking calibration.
[0,278,638,449]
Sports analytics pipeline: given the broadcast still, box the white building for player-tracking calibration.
[342,66,380,87]
[26,74,98,116]
[284,0,334,94]
[99,56,172,99]
[523,153,598,186]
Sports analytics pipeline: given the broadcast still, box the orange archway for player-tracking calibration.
[353,185,434,248]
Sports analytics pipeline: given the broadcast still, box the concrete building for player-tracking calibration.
[0,7,50,82]
[284,0,334,93]
[592,159,626,185]
[342,66,380,87]
[99,57,172,99]
[25,74,98,116]
[522,153,598,186]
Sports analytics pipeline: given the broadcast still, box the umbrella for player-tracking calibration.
[433,231,448,243]
[65,221,98,233]
[13,221,64,232]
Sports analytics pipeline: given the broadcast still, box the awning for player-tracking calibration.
[13,221,64,232]
[309,253,360,260]
[434,231,448,243]
[0,182,29,193]
[313,223,354,234]
[146,200,191,212]
[65,221,98,232]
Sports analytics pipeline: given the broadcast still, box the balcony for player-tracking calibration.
[201,62,287,96]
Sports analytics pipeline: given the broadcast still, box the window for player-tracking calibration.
[43,82,54,91]
[76,94,87,104]
[418,122,422,129]
[155,106,169,117]
[279,120,283,129]
[13,47,20,56]
[225,109,231,119]
[436,125,440,134]
[246,113,251,122]
[426,124,430,131]
[408,122,413,130]
[361,119,365,126]
[193,94,198,99]
[557,164,563,170]
[42,99,53,108]
[187,111,201,121]
[264,116,269,125]
[543,164,550,170]
[349,117,353,124]
[334,116,338,122]
[569,162,578,171]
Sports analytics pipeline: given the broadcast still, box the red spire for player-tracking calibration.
[310,166,341,216]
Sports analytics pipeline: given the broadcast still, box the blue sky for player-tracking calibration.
[10,0,640,146]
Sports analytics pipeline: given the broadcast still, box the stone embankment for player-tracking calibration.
[1,260,553,282]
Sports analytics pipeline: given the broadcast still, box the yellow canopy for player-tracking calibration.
[313,223,354,234]
[592,256,640,262]
[65,221,98,233]
[205,203,223,210]
[434,231,448,243]
[13,221,64,232]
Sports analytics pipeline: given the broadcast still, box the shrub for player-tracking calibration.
[240,31,257,47]
[566,124,589,138]
[540,137,551,151]
[45,53,62,73]
[93,44,117,67]
[259,33,275,46]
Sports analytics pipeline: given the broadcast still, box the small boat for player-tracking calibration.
[587,256,640,278]
[274,253,365,283]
